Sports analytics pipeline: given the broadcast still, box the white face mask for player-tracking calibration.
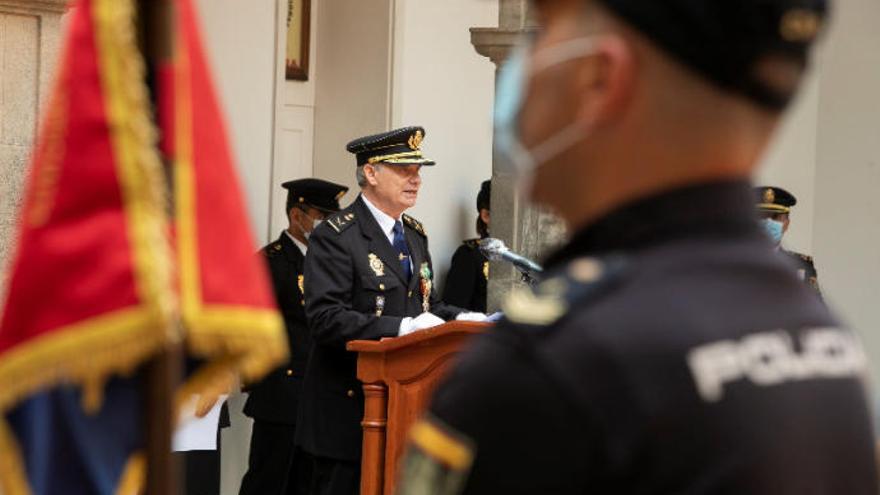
[303,217,322,240]
[494,37,600,195]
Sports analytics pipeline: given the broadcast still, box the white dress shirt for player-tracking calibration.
[284,230,308,255]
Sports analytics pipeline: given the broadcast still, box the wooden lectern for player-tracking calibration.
[347,321,490,495]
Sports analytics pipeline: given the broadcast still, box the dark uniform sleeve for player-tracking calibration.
[304,227,403,348]
[397,332,599,495]
[442,246,476,309]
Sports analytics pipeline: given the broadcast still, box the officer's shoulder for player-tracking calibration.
[325,208,357,234]
[259,240,284,258]
[402,213,426,237]
[785,249,814,264]
[462,238,481,249]
[502,256,626,329]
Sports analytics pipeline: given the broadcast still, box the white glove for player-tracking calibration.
[455,312,489,322]
[398,312,445,336]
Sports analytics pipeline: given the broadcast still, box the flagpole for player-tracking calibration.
[135,1,183,493]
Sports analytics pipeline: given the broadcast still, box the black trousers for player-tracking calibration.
[307,453,360,495]
[240,421,313,495]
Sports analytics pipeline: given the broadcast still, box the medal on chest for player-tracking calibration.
[419,262,432,313]
[368,253,385,276]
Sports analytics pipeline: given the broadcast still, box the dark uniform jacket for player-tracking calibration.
[400,182,878,495]
[298,195,465,461]
[442,239,489,313]
[243,232,310,425]
[782,249,821,296]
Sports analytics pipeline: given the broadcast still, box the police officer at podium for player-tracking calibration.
[296,127,478,495]
[240,178,348,495]
[398,0,878,494]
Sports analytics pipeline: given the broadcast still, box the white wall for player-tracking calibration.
[391,0,498,288]
[312,0,395,194]
[811,0,880,386]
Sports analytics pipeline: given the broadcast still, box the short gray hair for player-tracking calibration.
[356,163,381,187]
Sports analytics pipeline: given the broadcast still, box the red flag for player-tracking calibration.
[0,0,173,492]
[0,0,174,417]
[167,0,286,387]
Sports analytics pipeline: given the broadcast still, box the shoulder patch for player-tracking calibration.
[260,243,282,257]
[327,211,356,234]
[403,214,426,237]
[463,238,480,249]
[502,256,625,328]
[398,416,474,495]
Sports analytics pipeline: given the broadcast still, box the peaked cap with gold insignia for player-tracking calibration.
[754,185,797,214]
[595,0,830,109]
[346,126,436,167]
[282,178,349,214]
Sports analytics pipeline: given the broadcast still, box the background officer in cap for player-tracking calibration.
[239,178,348,495]
[297,126,477,495]
[443,179,491,312]
[755,185,821,295]
[398,0,878,494]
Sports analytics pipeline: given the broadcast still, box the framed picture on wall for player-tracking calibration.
[285,0,311,81]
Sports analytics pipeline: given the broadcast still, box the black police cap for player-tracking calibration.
[755,185,797,213]
[594,0,829,109]
[477,179,491,211]
[282,178,349,214]
[346,126,436,167]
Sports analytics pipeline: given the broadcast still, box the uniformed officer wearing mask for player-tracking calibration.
[296,126,479,495]
[755,185,821,295]
[240,178,348,495]
[398,0,878,494]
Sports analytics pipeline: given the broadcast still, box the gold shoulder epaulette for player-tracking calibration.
[327,211,356,234]
[403,214,426,237]
[463,239,480,249]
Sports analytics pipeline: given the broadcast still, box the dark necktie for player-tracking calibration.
[392,221,412,280]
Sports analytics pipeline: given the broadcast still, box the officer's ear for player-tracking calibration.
[364,163,382,187]
[572,34,635,127]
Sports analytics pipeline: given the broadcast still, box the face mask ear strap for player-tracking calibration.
[530,38,599,74]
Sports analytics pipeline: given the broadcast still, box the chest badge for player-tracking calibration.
[369,253,385,277]
[297,275,305,306]
[483,261,489,281]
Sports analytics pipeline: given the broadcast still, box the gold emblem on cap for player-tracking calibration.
[335,190,346,201]
[780,9,821,43]
[408,130,424,151]
[763,188,775,204]
[368,253,385,277]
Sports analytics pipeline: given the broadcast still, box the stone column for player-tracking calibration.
[470,0,568,311]
[0,0,66,296]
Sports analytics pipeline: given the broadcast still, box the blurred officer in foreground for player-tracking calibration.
[398,0,878,494]
[240,179,348,495]
[755,185,822,295]
[297,127,478,495]
[443,179,491,312]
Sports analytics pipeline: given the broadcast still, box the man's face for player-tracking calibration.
[290,205,328,235]
[369,164,423,211]
[518,0,610,207]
